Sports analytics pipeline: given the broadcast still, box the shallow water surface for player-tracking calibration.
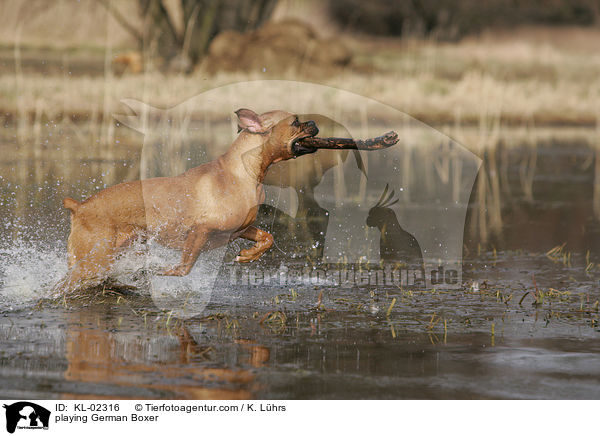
[1,125,599,399]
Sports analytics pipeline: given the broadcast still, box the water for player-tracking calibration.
[1,123,599,399]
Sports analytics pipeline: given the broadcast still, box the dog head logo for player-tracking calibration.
[114,80,481,317]
[3,402,50,433]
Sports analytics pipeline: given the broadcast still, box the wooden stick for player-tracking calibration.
[298,130,399,150]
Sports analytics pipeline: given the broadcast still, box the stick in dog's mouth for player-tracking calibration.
[292,130,399,157]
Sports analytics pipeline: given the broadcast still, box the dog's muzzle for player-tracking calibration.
[291,121,319,156]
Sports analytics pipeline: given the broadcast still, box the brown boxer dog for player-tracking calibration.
[60,109,397,291]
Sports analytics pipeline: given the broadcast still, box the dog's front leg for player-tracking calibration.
[160,225,208,276]
[235,226,274,262]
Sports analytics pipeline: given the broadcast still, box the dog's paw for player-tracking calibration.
[234,254,257,263]
[159,265,189,276]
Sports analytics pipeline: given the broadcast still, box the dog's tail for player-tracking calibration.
[63,197,80,213]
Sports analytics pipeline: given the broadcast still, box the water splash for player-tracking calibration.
[0,239,68,310]
[110,238,222,318]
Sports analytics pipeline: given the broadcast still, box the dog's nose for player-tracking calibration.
[304,120,318,135]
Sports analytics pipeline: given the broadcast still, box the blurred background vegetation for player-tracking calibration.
[331,0,600,39]
[0,0,599,127]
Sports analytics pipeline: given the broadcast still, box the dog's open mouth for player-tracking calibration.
[292,134,318,156]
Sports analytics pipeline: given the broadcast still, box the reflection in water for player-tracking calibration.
[63,303,261,400]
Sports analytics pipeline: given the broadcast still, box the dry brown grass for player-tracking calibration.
[2,63,598,129]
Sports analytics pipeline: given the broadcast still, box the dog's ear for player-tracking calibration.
[235,108,266,133]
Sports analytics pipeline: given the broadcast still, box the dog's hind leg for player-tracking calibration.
[235,226,274,262]
[62,226,118,292]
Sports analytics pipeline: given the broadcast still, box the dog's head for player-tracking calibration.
[236,109,319,161]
